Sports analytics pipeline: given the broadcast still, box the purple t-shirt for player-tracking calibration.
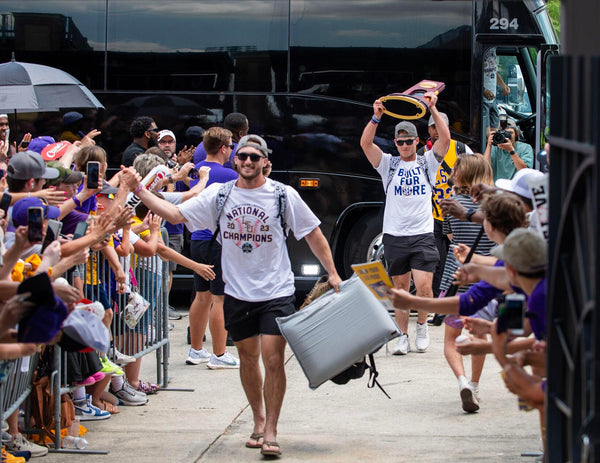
[526,278,546,340]
[76,184,97,214]
[190,161,238,241]
[193,142,237,168]
[458,260,505,316]
[61,210,88,235]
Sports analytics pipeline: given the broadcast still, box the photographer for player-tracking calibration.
[483,117,533,182]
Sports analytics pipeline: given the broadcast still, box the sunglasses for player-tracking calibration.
[147,127,160,133]
[395,138,416,146]
[224,144,235,150]
[237,152,265,162]
[0,169,5,179]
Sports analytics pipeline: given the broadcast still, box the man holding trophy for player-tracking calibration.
[360,91,450,355]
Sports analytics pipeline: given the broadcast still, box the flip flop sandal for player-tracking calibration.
[261,441,282,457]
[100,399,120,414]
[245,433,264,449]
[136,381,159,394]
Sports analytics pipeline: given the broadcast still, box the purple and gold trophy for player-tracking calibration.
[379,80,445,120]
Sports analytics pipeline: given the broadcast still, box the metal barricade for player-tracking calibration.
[0,355,38,432]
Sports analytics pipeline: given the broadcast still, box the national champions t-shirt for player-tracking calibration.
[178,178,320,302]
[375,150,441,237]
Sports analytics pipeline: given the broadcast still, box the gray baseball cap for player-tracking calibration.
[428,112,449,127]
[237,134,272,157]
[394,121,418,138]
[7,150,59,180]
[491,228,547,275]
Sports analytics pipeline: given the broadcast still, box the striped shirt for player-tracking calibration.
[440,193,496,293]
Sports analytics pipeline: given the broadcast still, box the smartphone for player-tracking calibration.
[87,161,100,189]
[20,140,29,148]
[27,207,44,243]
[497,294,526,335]
[0,192,11,215]
[41,219,62,253]
[72,221,89,240]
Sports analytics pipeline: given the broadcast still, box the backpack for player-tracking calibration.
[330,353,391,399]
[211,179,289,243]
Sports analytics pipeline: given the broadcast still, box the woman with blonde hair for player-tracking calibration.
[439,153,496,413]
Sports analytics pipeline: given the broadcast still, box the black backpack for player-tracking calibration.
[330,353,391,399]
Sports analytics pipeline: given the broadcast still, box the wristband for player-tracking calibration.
[134,185,143,195]
[72,195,81,208]
[167,173,174,184]
[465,208,476,222]
[371,115,381,124]
[509,150,516,155]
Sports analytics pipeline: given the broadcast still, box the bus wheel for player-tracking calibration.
[342,212,382,278]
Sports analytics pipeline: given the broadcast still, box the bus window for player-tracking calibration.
[497,55,532,115]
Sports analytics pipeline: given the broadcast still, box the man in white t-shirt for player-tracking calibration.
[120,135,341,458]
[360,92,450,355]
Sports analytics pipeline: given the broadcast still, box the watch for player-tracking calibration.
[509,150,516,155]
[465,208,476,222]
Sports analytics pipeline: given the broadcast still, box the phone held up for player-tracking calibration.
[27,207,44,243]
[41,219,63,253]
[0,192,11,215]
[72,221,89,240]
[497,294,526,336]
[86,161,100,190]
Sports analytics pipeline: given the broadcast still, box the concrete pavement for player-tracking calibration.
[41,314,541,462]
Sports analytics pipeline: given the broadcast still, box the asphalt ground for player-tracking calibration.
[41,311,541,463]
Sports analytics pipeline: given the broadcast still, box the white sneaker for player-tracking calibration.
[186,347,210,365]
[110,381,148,406]
[392,334,410,355]
[109,347,136,365]
[469,381,480,402]
[415,322,430,352]
[6,432,49,457]
[207,352,240,370]
[74,395,111,421]
[460,384,480,413]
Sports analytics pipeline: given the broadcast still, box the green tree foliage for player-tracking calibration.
[546,0,561,38]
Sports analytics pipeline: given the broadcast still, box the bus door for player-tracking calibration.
[474,0,558,153]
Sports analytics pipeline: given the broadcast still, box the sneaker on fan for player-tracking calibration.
[2,445,27,463]
[109,348,136,365]
[460,383,480,413]
[74,395,111,421]
[415,322,430,352]
[109,382,148,406]
[186,347,210,365]
[5,433,48,457]
[75,301,105,319]
[207,352,240,370]
[392,334,410,355]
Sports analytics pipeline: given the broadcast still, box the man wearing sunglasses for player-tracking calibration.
[121,134,341,457]
[360,92,450,356]
[121,116,159,167]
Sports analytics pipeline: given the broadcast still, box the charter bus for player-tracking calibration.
[0,0,557,292]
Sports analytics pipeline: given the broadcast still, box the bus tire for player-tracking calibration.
[342,211,382,279]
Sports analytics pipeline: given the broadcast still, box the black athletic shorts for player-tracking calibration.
[224,294,296,342]
[191,240,225,295]
[383,232,439,276]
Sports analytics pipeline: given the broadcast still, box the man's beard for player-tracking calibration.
[147,137,157,148]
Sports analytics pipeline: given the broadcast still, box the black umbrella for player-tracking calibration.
[0,57,104,113]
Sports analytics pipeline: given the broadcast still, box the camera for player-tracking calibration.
[166,159,177,169]
[492,130,511,146]
[189,168,199,179]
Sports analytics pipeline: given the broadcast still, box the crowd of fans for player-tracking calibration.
[0,100,549,461]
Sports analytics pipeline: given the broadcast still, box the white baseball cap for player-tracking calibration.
[157,129,176,142]
[495,168,544,199]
